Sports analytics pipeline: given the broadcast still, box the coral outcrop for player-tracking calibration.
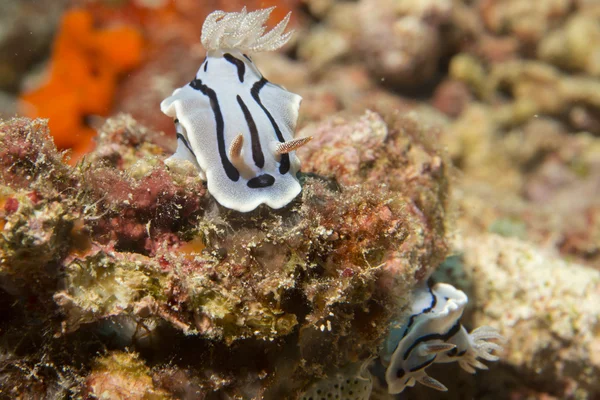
[4,0,600,398]
[357,0,452,88]
[0,110,450,398]
[438,234,600,399]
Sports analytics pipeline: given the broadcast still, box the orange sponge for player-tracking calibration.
[20,9,143,161]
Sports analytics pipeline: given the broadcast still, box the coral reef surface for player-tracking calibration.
[0,110,450,398]
[1,0,600,398]
[436,234,600,399]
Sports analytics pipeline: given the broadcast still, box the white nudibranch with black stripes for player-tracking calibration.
[161,7,311,212]
[382,282,505,394]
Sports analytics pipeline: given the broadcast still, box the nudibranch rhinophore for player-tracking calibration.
[161,7,311,212]
[382,282,505,394]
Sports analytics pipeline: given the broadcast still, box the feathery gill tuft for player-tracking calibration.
[201,7,293,52]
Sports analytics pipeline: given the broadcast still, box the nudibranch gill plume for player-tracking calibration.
[161,7,311,212]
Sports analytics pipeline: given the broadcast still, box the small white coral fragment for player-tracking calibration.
[383,282,504,394]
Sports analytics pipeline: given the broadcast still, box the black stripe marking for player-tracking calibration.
[236,95,264,168]
[403,322,462,361]
[204,60,208,72]
[224,53,245,83]
[247,174,275,188]
[189,79,239,181]
[243,54,252,62]
[408,356,436,372]
[251,78,290,174]
[176,133,195,157]
[401,285,437,340]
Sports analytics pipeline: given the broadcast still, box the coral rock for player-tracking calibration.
[451,234,600,397]
[357,0,452,88]
[85,352,170,399]
[0,111,450,398]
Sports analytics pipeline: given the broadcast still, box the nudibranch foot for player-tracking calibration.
[383,282,505,394]
[161,7,306,212]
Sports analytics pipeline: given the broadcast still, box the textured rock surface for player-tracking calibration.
[0,112,450,398]
[439,234,600,398]
[357,0,452,88]
[4,0,600,398]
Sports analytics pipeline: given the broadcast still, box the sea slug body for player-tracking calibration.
[382,282,505,394]
[161,7,311,212]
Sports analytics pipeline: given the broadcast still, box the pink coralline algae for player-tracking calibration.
[3,0,600,398]
[0,110,450,398]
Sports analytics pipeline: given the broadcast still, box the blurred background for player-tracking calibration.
[1,0,301,160]
[2,0,600,269]
[1,1,600,398]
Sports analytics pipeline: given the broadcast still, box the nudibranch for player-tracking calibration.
[161,7,311,212]
[382,282,505,394]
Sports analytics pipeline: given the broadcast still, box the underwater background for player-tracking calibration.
[0,0,599,399]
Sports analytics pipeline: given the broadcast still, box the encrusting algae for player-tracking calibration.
[85,351,171,399]
[0,6,509,397]
[0,107,452,398]
[22,0,600,397]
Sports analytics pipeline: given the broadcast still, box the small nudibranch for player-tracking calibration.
[382,282,505,394]
[161,7,311,212]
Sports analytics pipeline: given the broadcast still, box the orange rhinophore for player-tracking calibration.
[19,9,144,162]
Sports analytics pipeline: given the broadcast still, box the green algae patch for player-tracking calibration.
[0,112,451,397]
[86,352,171,400]
[54,249,169,332]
